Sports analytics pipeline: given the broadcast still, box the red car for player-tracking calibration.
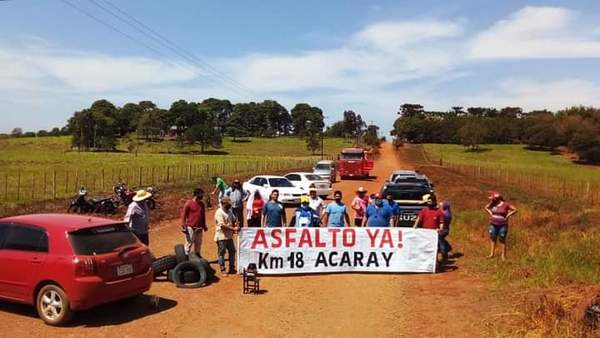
[0,214,153,326]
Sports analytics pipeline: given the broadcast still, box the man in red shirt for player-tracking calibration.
[413,194,447,263]
[181,188,208,257]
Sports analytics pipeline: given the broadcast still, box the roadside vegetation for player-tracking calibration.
[406,145,599,336]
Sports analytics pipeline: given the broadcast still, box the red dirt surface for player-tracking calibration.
[0,143,507,338]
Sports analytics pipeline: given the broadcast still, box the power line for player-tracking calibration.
[87,0,256,98]
[97,0,256,97]
[58,0,189,72]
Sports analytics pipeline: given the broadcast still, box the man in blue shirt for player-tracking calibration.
[323,190,351,227]
[382,191,400,227]
[262,190,286,227]
[366,193,394,227]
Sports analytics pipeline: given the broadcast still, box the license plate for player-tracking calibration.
[117,264,133,276]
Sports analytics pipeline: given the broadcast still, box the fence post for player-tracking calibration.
[31,173,35,201]
[65,171,69,196]
[53,171,57,199]
[43,172,47,198]
[139,167,143,187]
[188,163,192,182]
[4,173,8,201]
[17,170,21,202]
[167,166,170,183]
[101,169,105,191]
[205,164,209,177]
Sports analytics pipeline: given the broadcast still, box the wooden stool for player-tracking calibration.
[242,263,260,294]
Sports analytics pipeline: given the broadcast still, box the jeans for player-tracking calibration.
[438,233,450,256]
[216,239,236,272]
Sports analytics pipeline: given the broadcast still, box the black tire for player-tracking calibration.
[181,270,200,284]
[167,269,175,282]
[189,253,215,276]
[152,255,178,276]
[174,244,187,264]
[36,284,73,326]
[172,261,207,289]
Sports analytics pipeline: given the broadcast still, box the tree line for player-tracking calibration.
[63,98,335,153]
[392,104,600,163]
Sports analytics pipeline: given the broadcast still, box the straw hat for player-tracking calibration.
[357,187,367,193]
[422,194,432,203]
[300,195,310,204]
[133,189,152,202]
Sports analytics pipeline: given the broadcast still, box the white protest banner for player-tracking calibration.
[238,227,438,274]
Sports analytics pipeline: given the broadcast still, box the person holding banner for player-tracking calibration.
[323,190,351,227]
[214,197,240,275]
[366,193,394,227]
[383,191,400,226]
[263,190,287,227]
[294,196,317,227]
[413,194,447,263]
[308,188,325,227]
[351,187,369,227]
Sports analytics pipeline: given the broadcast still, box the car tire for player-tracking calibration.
[189,253,215,276]
[174,244,187,264]
[36,284,73,326]
[152,255,178,276]
[181,270,200,284]
[172,261,207,288]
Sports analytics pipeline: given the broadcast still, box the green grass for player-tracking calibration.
[424,144,600,184]
[0,136,352,206]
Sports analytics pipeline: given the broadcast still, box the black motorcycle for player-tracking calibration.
[68,187,118,214]
[113,181,158,210]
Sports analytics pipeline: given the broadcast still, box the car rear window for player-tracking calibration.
[69,223,138,255]
[305,174,323,181]
[315,164,331,170]
[386,188,429,201]
[268,178,294,187]
[340,153,363,160]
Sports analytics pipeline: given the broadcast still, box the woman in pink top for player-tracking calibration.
[351,187,369,227]
[485,192,518,260]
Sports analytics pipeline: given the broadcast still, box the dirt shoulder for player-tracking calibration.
[0,143,508,338]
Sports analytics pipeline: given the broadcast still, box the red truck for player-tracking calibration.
[338,148,374,179]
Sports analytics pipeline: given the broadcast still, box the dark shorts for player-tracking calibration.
[354,218,363,227]
[489,224,508,241]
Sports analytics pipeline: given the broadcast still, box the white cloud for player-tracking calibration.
[470,6,600,59]
[225,19,465,93]
[0,43,202,92]
[460,78,600,111]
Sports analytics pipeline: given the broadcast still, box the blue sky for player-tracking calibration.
[2,0,600,133]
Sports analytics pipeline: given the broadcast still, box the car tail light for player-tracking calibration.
[73,256,96,276]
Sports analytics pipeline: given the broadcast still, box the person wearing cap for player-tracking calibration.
[308,188,325,227]
[413,194,446,262]
[323,190,351,227]
[224,179,248,228]
[485,192,517,260]
[351,187,369,227]
[294,195,317,227]
[181,188,207,257]
[366,193,394,227]
[124,189,152,245]
[263,190,286,227]
[214,197,240,275]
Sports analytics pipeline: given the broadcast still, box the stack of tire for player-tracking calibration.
[151,244,215,288]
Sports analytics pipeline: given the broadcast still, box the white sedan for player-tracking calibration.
[284,172,332,199]
[243,175,305,205]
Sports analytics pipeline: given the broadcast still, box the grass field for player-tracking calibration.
[0,136,352,206]
[424,144,600,184]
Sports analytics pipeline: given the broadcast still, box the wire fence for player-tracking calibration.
[440,161,599,204]
[0,158,316,205]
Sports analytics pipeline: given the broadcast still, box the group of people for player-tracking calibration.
[123,175,518,276]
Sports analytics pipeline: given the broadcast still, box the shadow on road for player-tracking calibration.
[69,294,177,328]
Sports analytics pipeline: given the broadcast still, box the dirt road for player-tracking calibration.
[0,143,501,338]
